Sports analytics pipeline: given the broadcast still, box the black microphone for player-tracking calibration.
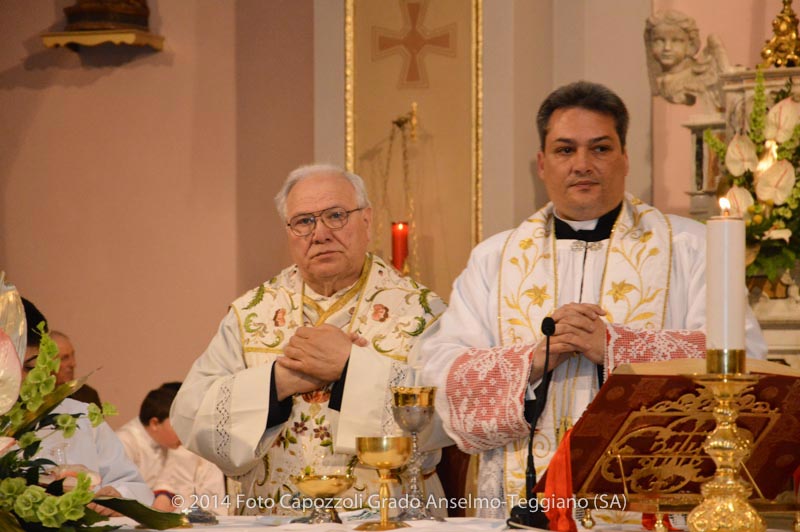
[541,316,556,337]
[508,317,556,529]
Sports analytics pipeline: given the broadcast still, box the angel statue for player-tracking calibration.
[645,10,731,112]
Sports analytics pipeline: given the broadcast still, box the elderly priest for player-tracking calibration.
[172,163,447,516]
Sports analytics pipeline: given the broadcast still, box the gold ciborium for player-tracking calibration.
[355,436,412,530]
[290,474,355,524]
[391,386,443,521]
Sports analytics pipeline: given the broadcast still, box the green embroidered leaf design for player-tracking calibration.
[243,285,266,309]
[371,335,391,354]
[419,289,433,314]
[346,455,360,475]
[320,439,333,447]
[243,313,261,333]
[403,317,426,337]
[365,288,388,302]
[265,330,284,348]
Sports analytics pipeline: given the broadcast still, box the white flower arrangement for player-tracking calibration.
[706,68,800,281]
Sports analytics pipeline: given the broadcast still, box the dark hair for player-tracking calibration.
[138,383,181,424]
[536,81,629,151]
[159,381,182,392]
[21,297,48,348]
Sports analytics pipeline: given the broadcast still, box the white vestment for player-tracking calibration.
[171,254,450,516]
[416,198,767,518]
[36,398,154,506]
[116,418,227,515]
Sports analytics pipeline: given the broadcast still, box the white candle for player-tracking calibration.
[706,198,745,351]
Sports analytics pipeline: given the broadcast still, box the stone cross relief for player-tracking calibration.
[372,0,457,89]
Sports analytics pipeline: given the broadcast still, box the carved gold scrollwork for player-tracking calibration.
[588,387,778,498]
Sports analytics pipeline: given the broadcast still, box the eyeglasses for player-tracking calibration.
[286,206,364,236]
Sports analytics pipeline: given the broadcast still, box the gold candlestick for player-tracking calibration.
[686,374,765,532]
[705,349,746,375]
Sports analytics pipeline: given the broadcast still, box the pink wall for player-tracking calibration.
[652,0,780,215]
[0,1,313,427]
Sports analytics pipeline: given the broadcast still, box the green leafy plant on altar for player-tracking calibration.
[705,68,800,282]
[0,325,184,531]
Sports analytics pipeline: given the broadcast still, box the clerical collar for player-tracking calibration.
[554,203,622,242]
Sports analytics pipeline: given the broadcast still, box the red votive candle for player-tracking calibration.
[392,222,409,271]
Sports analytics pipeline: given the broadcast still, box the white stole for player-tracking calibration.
[496,194,672,508]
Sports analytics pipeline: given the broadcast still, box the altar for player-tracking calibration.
[107,515,505,531]
[104,515,795,531]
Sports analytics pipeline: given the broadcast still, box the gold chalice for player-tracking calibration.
[355,436,412,530]
[290,474,355,524]
[391,386,443,521]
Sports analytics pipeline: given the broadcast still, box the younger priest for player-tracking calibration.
[416,81,767,521]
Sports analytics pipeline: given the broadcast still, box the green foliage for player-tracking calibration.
[7,475,95,530]
[703,128,728,160]
[707,68,800,282]
[0,329,181,530]
[777,124,800,161]
[773,76,794,103]
[86,403,117,428]
[748,67,766,150]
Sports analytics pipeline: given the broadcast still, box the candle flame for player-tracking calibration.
[397,223,404,230]
[719,197,731,216]
[756,139,778,177]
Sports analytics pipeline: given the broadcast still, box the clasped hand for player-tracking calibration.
[275,324,367,398]
[529,303,607,383]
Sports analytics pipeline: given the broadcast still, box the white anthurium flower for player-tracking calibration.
[764,227,792,242]
[755,159,796,205]
[725,133,759,176]
[725,185,754,218]
[765,97,800,143]
[0,330,22,417]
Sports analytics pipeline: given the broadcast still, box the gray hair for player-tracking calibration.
[273,163,372,220]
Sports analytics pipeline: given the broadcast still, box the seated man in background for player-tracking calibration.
[21,326,101,406]
[51,331,102,406]
[22,299,153,514]
[117,382,226,515]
